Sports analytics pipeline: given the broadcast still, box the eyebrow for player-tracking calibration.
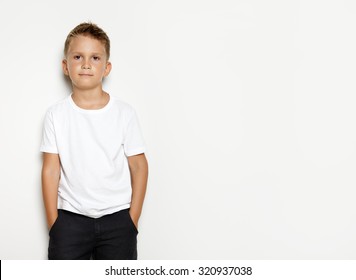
[69,51,105,56]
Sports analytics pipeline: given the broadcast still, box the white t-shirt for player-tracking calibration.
[40,94,146,218]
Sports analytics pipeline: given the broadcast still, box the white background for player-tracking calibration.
[0,0,356,259]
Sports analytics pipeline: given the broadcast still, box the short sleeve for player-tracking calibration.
[123,108,146,157]
[40,110,59,154]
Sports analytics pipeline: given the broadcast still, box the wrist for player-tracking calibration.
[129,209,139,227]
[47,211,58,230]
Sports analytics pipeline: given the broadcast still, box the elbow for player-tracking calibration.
[129,154,149,175]
[41,166,61,182]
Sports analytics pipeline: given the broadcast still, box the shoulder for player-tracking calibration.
[110,95,137,117]
[45,96,70,115]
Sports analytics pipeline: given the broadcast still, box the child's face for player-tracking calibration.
[62,35,111,91]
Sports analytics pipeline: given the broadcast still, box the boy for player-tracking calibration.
[40,22,148,260]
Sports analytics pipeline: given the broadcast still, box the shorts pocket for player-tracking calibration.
[49,210,62,236]
[126,209,139,234]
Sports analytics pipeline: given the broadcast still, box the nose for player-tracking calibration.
[81,58,91,69]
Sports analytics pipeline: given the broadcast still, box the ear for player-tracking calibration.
[104,61,112,77]
[62,59,69,76]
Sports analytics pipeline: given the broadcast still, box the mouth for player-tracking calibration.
[79,74,93,76]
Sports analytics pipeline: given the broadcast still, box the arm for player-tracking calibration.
[127,153,148,228]
[41,152,61,230]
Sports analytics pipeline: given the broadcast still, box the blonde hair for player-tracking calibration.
[64,22,110,59]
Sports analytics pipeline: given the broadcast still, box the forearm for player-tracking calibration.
[129,155,148,225]
[42,171,60,229]
[130,172,148,222]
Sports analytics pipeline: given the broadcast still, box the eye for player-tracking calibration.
[73,55,81,60]
[93,56,100,61]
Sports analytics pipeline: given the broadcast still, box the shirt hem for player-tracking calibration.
[125,147,146,157]
[58,201,131,218]
[40,147,59,154]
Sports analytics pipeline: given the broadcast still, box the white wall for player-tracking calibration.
[1,0,356,259]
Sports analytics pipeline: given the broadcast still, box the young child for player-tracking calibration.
[40,22,148,260]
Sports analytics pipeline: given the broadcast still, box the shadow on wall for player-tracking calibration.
[61,73,73,95]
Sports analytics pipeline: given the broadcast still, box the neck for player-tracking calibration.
[72,86,104,101]
[71,87,109,110]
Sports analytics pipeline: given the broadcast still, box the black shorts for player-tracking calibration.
[48,208,138,260]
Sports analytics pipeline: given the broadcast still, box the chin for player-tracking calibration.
[73,83,101,90]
